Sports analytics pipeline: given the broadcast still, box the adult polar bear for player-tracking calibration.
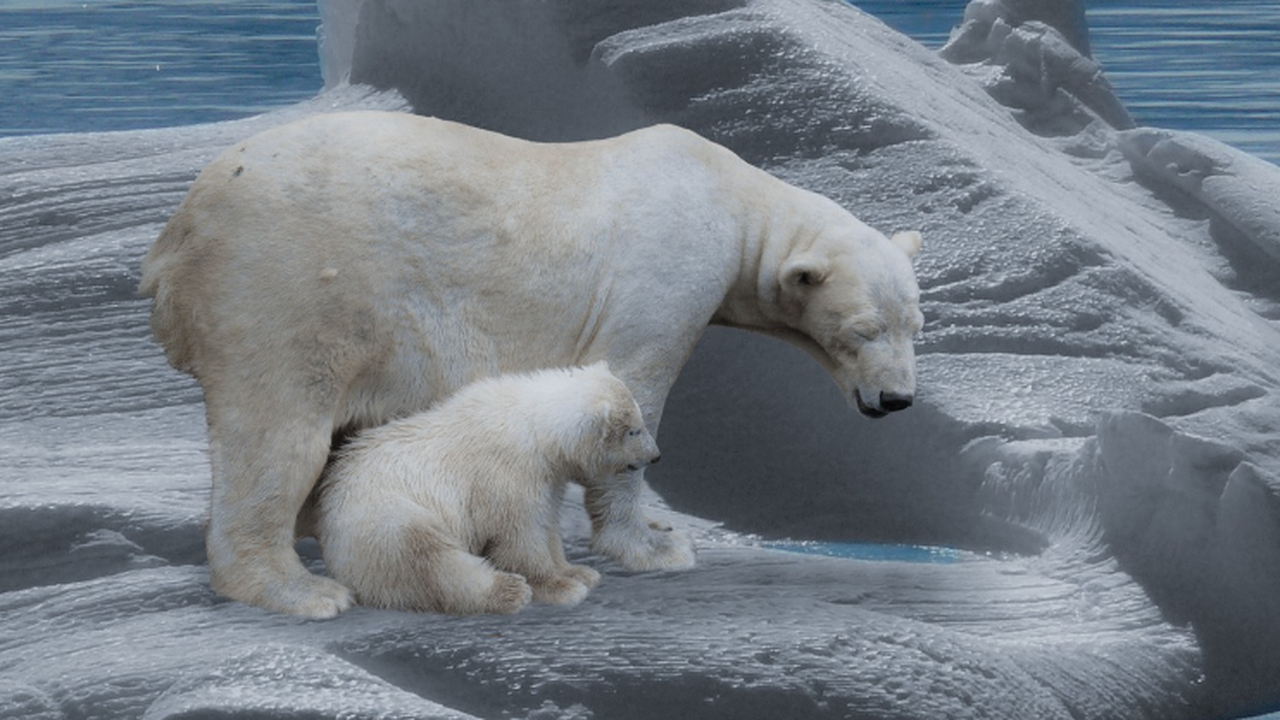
[140,110,924,618]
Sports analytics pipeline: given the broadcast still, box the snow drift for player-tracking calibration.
[3,0,1279,717]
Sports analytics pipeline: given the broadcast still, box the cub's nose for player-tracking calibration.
[880,392,914,412]
[626,453,661,472]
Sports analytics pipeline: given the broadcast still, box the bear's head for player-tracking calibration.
[568,362,661,478]
[777,226,923,418]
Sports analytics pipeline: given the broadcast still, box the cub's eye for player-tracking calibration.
[627,428,643,438]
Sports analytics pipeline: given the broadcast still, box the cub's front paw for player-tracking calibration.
[485,571,533,615]
[564,563,601,588]
[530,575,591,606]
[592,522,696,572]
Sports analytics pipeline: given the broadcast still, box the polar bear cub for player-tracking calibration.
[310,362,661,614]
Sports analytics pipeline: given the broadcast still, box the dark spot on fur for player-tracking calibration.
[328,426,359,460]
[232,165,244,178]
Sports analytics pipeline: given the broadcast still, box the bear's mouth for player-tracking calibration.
[854,389,888,419]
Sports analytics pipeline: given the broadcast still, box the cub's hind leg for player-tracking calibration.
[402,545,533,615]
[345,519,532,615]
[486,514,595,607]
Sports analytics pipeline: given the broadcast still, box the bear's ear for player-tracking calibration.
[891,230,922,260]
[781,253,829,289]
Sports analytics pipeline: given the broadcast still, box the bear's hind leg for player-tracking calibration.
[205,405,353,618]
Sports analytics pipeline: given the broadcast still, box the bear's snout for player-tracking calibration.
[879,392,913,412]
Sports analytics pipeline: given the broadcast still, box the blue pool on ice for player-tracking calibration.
[764,540,968,563]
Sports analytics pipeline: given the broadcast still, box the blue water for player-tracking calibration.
[2,1,1277,164]
[0,0,320,135]
[1089,3,1280,165]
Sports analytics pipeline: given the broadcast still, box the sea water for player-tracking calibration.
[0,0,321,135]
[2,1,1276,164]
[1088,2,1280,164]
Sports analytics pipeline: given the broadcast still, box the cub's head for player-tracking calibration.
[777,222,923,418]
[568,362,661,479]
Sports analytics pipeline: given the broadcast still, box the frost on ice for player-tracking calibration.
[3,0,1280,718]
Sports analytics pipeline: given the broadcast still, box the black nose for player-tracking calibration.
[880,392,914,412]
[651,454,661,465]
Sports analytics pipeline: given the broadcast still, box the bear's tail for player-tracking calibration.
[138,210,198,374]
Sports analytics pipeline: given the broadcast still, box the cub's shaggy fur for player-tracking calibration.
[309,363,660,614]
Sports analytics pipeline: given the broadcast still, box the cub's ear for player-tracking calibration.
[595,400,627,442]
[584,359,611,374]
[891,230,922,260]
[577,397,613,442]
[781,253,829,289]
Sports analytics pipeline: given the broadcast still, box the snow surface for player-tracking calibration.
[3,0,1280,717]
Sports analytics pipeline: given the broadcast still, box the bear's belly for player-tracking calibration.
[335,311,596,430]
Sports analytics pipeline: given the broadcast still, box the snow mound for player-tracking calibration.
[4,0,1280,717]
[1120,127,1280,265]
[939,0,1133,135]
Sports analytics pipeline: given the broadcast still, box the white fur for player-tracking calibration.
[310,363,659,614]
[139,111,922,616]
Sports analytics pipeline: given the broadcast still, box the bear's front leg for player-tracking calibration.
[584,468,696,572]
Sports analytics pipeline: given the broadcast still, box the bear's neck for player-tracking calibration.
[712,173,830,334]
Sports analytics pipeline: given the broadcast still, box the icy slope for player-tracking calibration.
[2,0,1279,717]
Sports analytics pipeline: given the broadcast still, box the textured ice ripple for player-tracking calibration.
[0,501,1198,720]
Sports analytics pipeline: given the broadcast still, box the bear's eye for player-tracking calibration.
[627,428,642,438]
[848,323,881,343]
[841,315,881,344]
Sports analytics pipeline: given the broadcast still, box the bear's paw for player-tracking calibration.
[592,522,696,572]
[212,563,355,619]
